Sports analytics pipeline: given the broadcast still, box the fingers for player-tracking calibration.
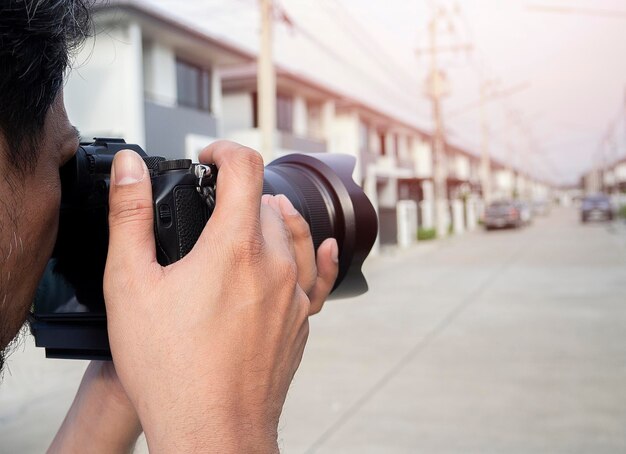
[106,150,157,272]
[308,238,339,315]
[274,195,317,293]
[260,195,292,260]
[198,141,264,232]
[264,194,339,315]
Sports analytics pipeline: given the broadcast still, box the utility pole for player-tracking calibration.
[417,5,472,237]
[427,16,448,238]
[258,0,276,162]
[479,81,492,205]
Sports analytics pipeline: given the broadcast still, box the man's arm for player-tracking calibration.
[48,362,141,454]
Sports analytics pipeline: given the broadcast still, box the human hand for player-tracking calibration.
[49,361,141,454]
[261,193,338,315]
[103,142,337,453]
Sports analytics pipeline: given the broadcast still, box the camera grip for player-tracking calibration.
[153,176,210,266]
[173,185,209,260]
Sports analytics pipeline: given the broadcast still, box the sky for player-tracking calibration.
[137,0,626,185]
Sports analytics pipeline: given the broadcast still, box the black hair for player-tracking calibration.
[0,0,92,172]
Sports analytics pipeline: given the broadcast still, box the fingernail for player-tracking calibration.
[113,150,145,186]
[331,239,339,263]
[278,195,298,216]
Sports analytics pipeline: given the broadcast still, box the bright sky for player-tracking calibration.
[138,0,626,185]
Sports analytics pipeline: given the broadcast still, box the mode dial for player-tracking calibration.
[157,159,192,173]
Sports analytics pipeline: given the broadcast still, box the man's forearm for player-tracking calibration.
[48,362,141,454]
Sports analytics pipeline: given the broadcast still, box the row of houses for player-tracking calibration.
[66,2,552,251]
[581,158,626,196]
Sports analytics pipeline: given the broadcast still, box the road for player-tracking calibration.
[1,207,626,453]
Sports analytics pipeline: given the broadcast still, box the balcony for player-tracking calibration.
[144,100,217,159]
[280,131,327,154]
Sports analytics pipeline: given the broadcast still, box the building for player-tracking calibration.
[65,2,253,160]
[220,66,434,249]
[64,1,555,251]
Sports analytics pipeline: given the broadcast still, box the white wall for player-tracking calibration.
[222,93,254,133]
[455,154,470,181]
[494,169,515,197]
[65,21,145,146]
[414,141,433,178]
[292,95,308,137]
[615,163,626,183]
[143,41,176,107]
[329,110,361,181]
[320,100,336,144]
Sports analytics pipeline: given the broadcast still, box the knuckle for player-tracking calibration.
[108,197,153,227]
[291,215,312,240]
[230,230,265,266]
[297,291,312,318]
[229,145,264,175]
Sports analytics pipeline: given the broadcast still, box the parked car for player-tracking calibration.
[484,200,523,230]
[513,200,532,225]
[581,194,613,222]
[532,200,551,216]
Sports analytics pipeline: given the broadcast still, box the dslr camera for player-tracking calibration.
[30,138,378,360]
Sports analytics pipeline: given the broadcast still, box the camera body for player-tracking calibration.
[151,158,216,265]
[31,138,378,360]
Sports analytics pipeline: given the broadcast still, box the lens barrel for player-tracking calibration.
[263,153,377,298]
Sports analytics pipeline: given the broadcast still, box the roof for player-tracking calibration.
[93,0,255,65]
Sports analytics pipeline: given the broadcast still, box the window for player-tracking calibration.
[176,58,211,112]
[379,131,387,156]
[252,93,294,132]
[276,94,294,132]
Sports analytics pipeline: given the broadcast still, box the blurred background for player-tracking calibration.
[1,0,626,452]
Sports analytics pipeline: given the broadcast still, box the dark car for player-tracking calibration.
[484,200,522,230]
[581,194,613,223]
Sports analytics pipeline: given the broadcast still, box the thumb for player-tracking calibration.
[106,150,156,272]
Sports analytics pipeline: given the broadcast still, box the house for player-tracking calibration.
[220,66,432,249]
[65,2,254,160]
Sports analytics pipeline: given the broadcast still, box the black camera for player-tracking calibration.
[30,138,378,360]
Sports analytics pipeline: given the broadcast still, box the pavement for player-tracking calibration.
[1,207,626,453]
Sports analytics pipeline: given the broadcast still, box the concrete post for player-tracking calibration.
[397,200,418,248]
[421,180,434,230]
[452,199,464,235]
[364,165,380,256]
[466,197,477,231]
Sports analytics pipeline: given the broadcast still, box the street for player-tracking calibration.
[1,207,626,453]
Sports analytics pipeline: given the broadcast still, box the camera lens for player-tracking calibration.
[263,154,378,298]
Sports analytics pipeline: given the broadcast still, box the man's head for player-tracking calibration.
[0,0,92,370]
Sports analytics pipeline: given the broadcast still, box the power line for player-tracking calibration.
[321,0,421,90]
[527,4,626,20]
[271,0,423,119]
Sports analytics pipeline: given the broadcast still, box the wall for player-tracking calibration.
[143,41,177,107]
[222,93,254,133]
[454,154,470,181]
[414,141,433,178]
[330,110,361,182]
[144,101,217,159]
[65,21,145,146]
[615,163,626,183]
